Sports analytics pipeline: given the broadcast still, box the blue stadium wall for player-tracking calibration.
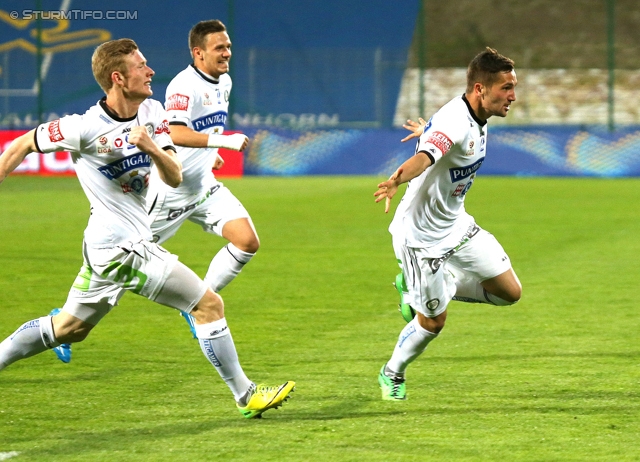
[2,1,638,177]
[242,126,640,177]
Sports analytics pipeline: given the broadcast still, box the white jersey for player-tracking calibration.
[390,94,488,255]
[161,64,231,194]
[35,98,174,248]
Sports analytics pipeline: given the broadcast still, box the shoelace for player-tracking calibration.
[388,375,405,397]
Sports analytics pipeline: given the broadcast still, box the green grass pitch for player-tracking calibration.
[1,175,639,461]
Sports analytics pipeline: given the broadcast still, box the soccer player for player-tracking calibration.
[151,19,258,334]
[0,38,294,418]
[50,19,259,361]
[374,47,522,400]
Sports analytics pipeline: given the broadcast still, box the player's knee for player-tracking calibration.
[53,317,94,343]
[235,234,260,254]
[417,312,446,333]
[504,280,522,304]
[191,289,224,323]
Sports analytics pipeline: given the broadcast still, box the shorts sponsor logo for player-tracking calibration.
[426,131,453,155]
[166,184,220,220]
[449,157,485,182]
[428,224,480,273]
[48,120,64,142]
[166,93,189,111]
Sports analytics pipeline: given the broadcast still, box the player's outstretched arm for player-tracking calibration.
[0,129,37,185]
[128,126,182,188]
[401,117,427,143]
[374,152,433,213]
[169,124,248,151]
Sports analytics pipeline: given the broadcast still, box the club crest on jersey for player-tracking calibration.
[449,157,485,182]
[192,111,227,132]
[120,170,149,194]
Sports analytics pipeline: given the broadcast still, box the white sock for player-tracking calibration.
[386,317,439,375]
[195,318,253,401]
[204,244,255,292]
[0,316,59,370]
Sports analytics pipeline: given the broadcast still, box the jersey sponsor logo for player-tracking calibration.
[192,111,227,132]
[48,120,64,142]
[155,119,170,135]
[166,93,190,111]
[426,131,453,155]
[98,152,151,180]
[99,136,108,145]
[449,157,485,182]
[114,138,123,148]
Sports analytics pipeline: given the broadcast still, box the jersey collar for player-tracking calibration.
[99,97,138,122]
[190,64,220,85]
[461,94,486,127]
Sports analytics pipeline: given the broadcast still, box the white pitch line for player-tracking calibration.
[0,452,20,461]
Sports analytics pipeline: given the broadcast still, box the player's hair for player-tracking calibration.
[466,47,515,92]
[91,38,139,93]
[189,20,227,58]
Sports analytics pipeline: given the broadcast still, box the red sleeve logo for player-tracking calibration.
[166,94,189,111]
[48,119,65,143]
[426,131,453,155]
[155,120,171,135]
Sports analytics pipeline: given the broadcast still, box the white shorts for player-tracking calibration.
[147,183,250,245]
[62,240,208,324]
[393,223,512,318]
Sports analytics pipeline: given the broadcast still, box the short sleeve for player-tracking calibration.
[34,114,83,153]
[165,81,193,126]
[153,111,174,150]
[415,110,464,164]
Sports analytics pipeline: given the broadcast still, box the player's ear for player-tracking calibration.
[474,82,485,98]
[111,71,125,87]
[192,47,203,62]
